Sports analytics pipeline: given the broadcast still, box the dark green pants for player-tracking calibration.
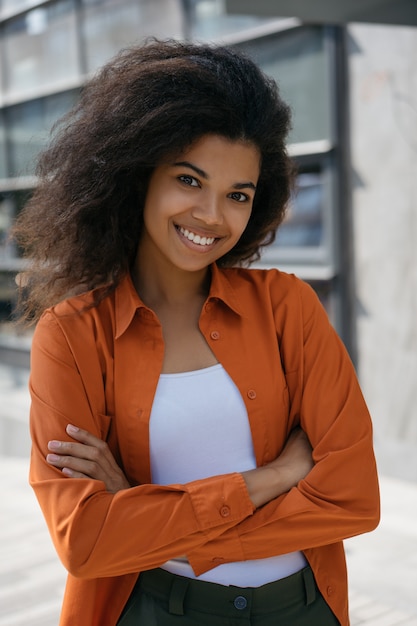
[117,566,340,625]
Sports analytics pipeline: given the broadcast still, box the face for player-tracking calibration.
[138,134,260,275]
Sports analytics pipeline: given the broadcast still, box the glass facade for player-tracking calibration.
[237,26,332,144]
[1,0,42,11]
[5,89,79,178]
[236,27,337,274]
[0,190,30,259]
[82,0,183,73]
[0,112,7,179]
[277,169,325,249]
[3,2,79,99]
[0,189,31,314]
[259,153,336,269]
[191,0,275,41]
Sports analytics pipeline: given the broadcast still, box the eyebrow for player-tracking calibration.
[173,160,257,191]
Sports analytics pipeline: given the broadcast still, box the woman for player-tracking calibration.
[13,40,379,625]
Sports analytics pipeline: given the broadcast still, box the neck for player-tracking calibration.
[132,252,211,309]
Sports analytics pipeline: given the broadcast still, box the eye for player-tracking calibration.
[229,191,250,203]
[178,174,200,187]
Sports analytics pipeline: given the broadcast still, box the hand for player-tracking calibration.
[242,427,313,509]
[268,427,314,482]
[46,424,131,493]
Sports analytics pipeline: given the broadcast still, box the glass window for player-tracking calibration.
[81,0,184,73]
[5,90,79,177]
[0,193,15,260]
[6,98,43,177]
[191,0,275,41]
[259,156,335,268]
[0,189,32,319]
[234,29,337,270]
[275,168,324,249]
[237,26,332,144]
[0,113,7,179]
[0,189,31,261]
[3,1,80,98]
[0,33,3,96]
[1,0,43,11]
[0,268,17,319]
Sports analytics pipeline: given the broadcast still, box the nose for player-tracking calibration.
[191,194,223,226]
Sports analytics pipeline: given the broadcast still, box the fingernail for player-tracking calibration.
[67,424,79,435]
[48,440,60,450]
[47,454,60,462]
[62,467,73,477]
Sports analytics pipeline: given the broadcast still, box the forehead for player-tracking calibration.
[171,134,261,179]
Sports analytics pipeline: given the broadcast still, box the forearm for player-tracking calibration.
[242,464,295,508]
[188,435,380,575]
[31,451,254,579]
[237,449,380,560]
[242,427,313,509]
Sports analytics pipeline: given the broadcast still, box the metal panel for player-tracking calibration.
[225,0,417,27]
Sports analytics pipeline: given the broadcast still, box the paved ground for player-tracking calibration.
[1,364,417,625]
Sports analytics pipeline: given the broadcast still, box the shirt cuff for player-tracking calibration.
[185,472,254,533]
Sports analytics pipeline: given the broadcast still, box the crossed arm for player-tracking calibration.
[46,423,314,508]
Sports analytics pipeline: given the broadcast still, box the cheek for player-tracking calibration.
[235,208,253,237]
[142,196,173,231]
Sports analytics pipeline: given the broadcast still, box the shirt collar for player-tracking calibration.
[115,273,148,339]
[208,263,244,317]
[115,263,244,339]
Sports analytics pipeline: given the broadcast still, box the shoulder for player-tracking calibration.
[42,287,112,322]
[220,266,320,311]
[34,284,117,350]
[217,266,330,344]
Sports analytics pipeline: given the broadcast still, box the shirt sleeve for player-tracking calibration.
[187,280,380,575]
[29,311,254,579]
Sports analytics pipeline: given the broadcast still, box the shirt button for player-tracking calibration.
[327,586,334,596]
[247,389,257,399]
[210,330,220,340]
[220,505,230,517]
[212,556,225,564]
[234,596,247,610]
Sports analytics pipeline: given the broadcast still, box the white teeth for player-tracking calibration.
[179,227,215,246]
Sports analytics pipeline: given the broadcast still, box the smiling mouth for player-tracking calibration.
[177,226,217,246]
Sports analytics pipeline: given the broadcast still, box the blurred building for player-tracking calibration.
[0,0,416,479]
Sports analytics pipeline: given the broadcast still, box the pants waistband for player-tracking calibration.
[137,566,318,617]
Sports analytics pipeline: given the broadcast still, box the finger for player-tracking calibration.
[48,439,98,460]
[48,438,112,464]
[47,436,122,482]
[61,467,90,479]
[64,426,117,467]
[47,453,130,491]
[46,453,102,479]
[65,424,104,447]
[66,426,123,473]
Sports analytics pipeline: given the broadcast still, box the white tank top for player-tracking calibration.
[149,363,307,587]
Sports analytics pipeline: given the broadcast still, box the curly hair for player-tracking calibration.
[12,39,294,323]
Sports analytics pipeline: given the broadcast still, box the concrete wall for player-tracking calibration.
[348,23,417,480]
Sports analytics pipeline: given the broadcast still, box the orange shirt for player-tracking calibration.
[29,265,380,626]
